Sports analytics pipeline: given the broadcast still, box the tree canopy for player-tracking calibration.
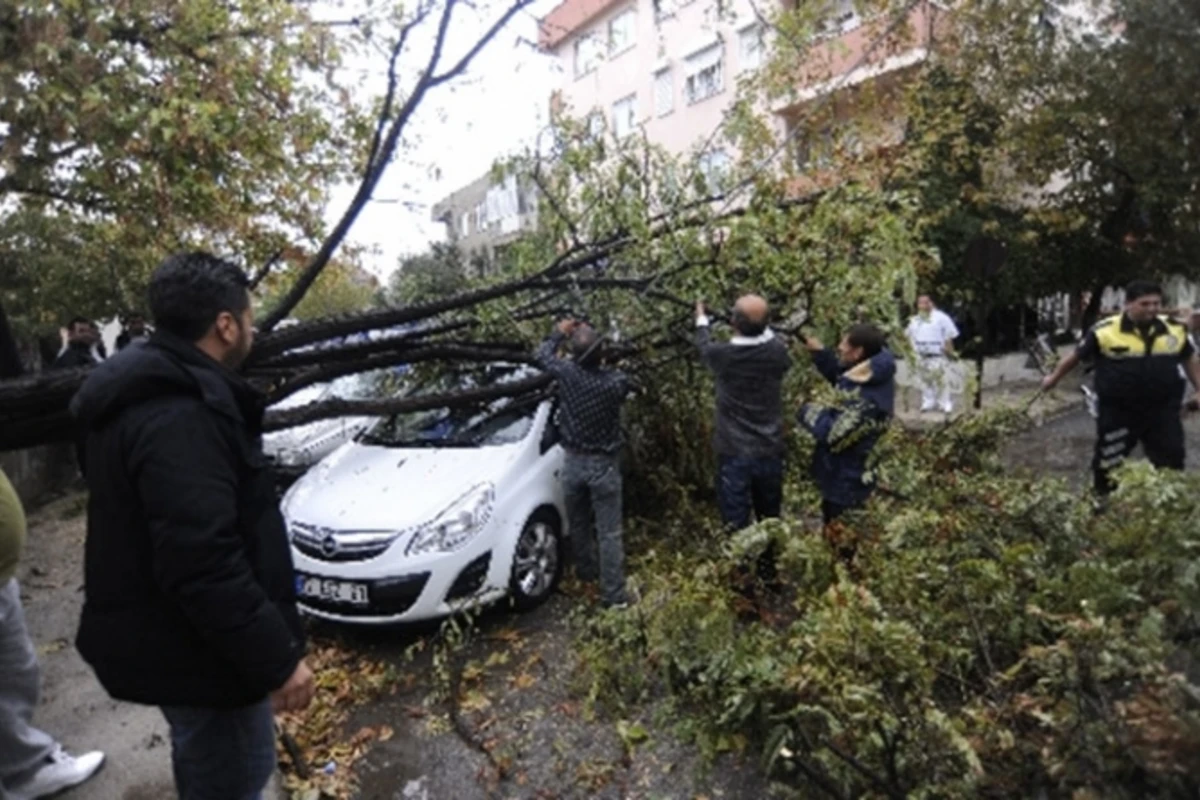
[0,0,374,328]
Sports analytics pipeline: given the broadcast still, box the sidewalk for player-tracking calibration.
[18,494,287,800]
[893,373,1085,428]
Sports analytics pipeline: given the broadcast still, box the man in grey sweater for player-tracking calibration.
[695,296,793,534]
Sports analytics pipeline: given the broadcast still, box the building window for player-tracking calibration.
[609,8,636,56]
[460,212,470,237]
[738,24,764,71]
[474,199,488,230]
[587,110,605,139]
[684,42,724,105]
[574,33,602,77]
[698,149,730,190]
[653,68,674,117]
[612,94,637,139]
[821,0,858,34]
[796,127,835,170]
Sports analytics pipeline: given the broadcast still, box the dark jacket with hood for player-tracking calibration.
[52,341,99,370]
[799,348,896,509]
[70,332,304,708]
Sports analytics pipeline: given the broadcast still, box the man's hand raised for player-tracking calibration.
[271,659,315,714]
[556,318,578,336]
[803,335,824,352]
[695,300,707,320]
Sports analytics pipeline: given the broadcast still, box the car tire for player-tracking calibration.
[509,509,563,611]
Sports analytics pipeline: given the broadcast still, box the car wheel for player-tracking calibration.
[509,509,562,610]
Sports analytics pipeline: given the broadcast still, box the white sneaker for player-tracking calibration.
[9,746,105,800]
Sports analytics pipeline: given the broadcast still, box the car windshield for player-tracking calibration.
[360,398,538,448]
[270,369,396,412]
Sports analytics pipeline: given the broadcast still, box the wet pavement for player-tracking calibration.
[17,406,1199,800]
[322,597,770,800]
[1003,406,1200,486]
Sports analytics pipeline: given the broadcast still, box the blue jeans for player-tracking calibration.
[563,451,627,606]
[160,699,276,800]
[717,455,784,530]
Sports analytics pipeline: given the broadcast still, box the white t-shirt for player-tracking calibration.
[906,309,959,357]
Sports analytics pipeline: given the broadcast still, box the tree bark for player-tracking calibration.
[0,301,23,379]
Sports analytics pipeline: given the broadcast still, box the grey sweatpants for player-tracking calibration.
[0,578,56,797]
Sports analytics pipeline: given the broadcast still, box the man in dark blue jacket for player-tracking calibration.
[799,324,896,524]
[71,253,314,800]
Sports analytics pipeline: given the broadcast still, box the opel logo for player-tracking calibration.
[320,534,339,557]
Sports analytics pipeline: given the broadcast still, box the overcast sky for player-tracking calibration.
[315,0,563,282]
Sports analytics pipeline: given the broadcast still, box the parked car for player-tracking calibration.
[263,370,395,471]
[279,384,566,625]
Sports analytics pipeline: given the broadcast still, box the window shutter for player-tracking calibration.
[684,41,723,75]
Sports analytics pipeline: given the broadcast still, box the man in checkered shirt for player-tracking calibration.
[537,319,632,607]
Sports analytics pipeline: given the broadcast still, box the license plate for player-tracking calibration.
[295,574,369,606]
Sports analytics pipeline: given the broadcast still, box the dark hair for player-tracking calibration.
[67,316,91,330]
[731,308,768,338]
[845,324,886,358]
[570,324,602,367]
[1125,280,1163,302]
[148,252,250,341]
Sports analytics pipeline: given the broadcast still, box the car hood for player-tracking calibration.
[282,441,521,531]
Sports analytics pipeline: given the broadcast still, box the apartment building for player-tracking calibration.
[431,171,539,265]
[431,1,943,253]
[539,0,942,181]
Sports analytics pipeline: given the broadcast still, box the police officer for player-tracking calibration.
[1042,280,1200,495]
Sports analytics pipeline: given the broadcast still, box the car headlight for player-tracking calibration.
[406,483,495,556]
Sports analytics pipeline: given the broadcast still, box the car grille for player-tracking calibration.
[299,572,430,618]
[290,522,400,563]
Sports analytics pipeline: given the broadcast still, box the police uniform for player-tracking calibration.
[1078,313,1195,494]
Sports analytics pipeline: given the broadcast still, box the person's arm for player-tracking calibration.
[797,403,837,443]
[695,301,721,370]
[1041,349,1082,390]
[536,320,576,373]
[131,406,306,700]
[1042,330,1094,390]
[801,335,840,385]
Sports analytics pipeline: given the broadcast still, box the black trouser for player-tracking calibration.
[1093,398,1185,495]
[822,501,850,525]
[717,456,784,583]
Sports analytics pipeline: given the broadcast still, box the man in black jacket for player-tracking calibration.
[115,312,150,352]
[71,252,313,800]
[696,296,792,529]
[52,317,101,478]
[537,319,632,607]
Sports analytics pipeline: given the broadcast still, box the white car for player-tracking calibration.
[280,392,567,624]
[263,370,400,470]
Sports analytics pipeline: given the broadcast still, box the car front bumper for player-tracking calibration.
[290,532,510,625]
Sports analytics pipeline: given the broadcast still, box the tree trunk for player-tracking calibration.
[0,301,23,379]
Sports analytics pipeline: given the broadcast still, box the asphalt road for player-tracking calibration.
[1003,406,1200,486]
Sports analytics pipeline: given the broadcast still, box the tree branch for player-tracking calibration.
[263,372,552,431]
[259,0,532,333]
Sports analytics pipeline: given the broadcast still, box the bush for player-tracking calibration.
[574,413,1200,798]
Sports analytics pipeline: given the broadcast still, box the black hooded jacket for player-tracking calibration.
[70,333,304,708]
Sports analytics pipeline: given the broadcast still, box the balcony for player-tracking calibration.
[773,1,944,113]
[539,0,626,51]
